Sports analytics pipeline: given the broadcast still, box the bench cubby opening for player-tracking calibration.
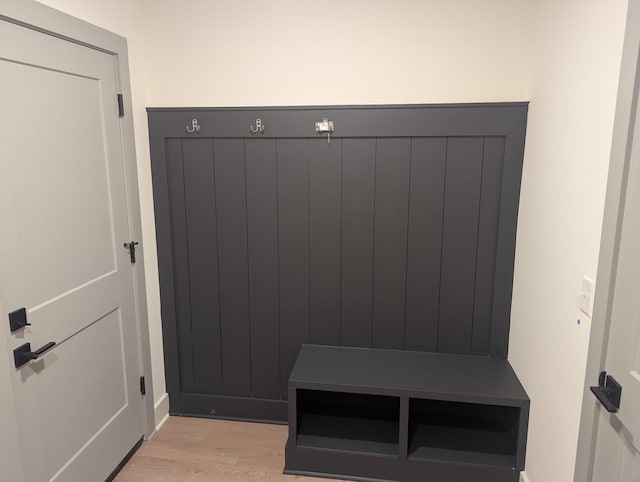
[296,390,400,456]
[408,398,520,467]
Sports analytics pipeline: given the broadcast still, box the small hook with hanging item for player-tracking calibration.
[315,117,334,144]
[250,118,265,135]
[186,118,201,134]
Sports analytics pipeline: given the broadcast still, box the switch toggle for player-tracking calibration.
[579,276,595,318]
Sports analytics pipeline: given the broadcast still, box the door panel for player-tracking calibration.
[592,90,640,459]
[39,310,127,477]
[617,442,640,482]
[6,60,116,308]
[592,407,640,482]
[591,32,640,480]
[0,19,142,482]
[604,126,640,437]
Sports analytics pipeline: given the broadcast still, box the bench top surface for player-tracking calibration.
[289,344,529,405]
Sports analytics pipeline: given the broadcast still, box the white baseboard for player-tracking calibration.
[520,471,530,482]
[153,392,169,432]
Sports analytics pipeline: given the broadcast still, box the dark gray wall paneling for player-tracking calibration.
[245,139,280,400]
[148,104,528,421]
[405,138,447,352]
[340,139,376,348]
[165,139,195,394]
[438,137,484,354]
[213,139,252,397]
[473,137,506,355]
[278,139,311,398]
[309,139,342,347]
[182,139,223,395]
[372,138,411,350]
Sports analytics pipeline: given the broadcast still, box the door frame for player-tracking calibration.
[0,0,155,455]
[0,302,24,482]
[574,1,640,480]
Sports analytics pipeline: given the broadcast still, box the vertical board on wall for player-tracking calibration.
[309,138,342,346]
[438,137,484,354]
[341,139,376,348]
[213,139,252,397]
[372,138,411,349]
[182,139,223,394]
[473,137,506,355]
[149,105,527,421]
[277,139,310,398]
[405,138,447,352]
[166,139,195,393]
[245,139,280,400]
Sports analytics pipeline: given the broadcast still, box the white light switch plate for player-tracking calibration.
[579,276,595,318]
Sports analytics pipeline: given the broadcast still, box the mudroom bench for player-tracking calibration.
[285,344,529,482]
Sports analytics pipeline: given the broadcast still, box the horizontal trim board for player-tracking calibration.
[169,393,288,423]
[285,443,521,482]
[284,469,392,482]
[148,102,529,112]
[147,103,527,139]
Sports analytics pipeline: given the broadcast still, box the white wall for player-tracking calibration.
[508,1,628,481]
[36,0,534,428]
[140,0,533,107]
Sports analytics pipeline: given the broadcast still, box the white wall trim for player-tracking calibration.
[520,471,531,482]
[153,393,170,434]
[0,297,25,482]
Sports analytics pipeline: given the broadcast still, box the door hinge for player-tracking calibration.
[117,93,125,118]
[124,241,139,263]
[140,376,146,395]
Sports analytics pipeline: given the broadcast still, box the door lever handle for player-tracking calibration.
[590,371,622,413]
[14,342,56,368]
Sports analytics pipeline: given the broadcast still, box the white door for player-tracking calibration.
[0,17,144,482]
[589,62,640,481]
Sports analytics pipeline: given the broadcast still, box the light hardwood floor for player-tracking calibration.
[115,416,337,482]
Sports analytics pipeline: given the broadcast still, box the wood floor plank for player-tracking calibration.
[114,417,335,481]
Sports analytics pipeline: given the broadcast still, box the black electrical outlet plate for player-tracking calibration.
[9,308,29,332]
